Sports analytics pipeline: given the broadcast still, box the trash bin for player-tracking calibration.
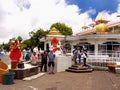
[3,72,15,85]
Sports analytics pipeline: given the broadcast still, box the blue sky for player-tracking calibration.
[66,0,119,19]
[0,0,120,44]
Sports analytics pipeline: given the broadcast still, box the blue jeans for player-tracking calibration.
[78,55,81,63]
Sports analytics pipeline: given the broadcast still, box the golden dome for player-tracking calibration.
[96,23,109,32]
[47,27,64,37]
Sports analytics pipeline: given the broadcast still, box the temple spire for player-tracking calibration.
[47,27,64,37]
[95,13,109,33]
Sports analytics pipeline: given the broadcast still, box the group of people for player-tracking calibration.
[22,47,41,64]
[22,48,56,74]
[72,46,88,66]
[41,50,56,74]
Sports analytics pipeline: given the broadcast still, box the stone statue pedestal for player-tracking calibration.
[9,64,39,79]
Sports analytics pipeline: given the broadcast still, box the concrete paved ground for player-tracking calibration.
[0,70,120,90]
[1,55,120,90]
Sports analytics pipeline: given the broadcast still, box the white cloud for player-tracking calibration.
[0,0,120,44]
[97,4,120,22]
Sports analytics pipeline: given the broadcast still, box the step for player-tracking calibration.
[72,64,91,68]
[66,68,93,73]
[72,64,82,67]
[69,66,89,70]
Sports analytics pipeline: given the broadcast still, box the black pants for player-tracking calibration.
[41,61,47,72]
[83,58,87,66]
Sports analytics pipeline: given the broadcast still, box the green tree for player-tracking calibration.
[21,39,31,49]
[29,28,49,47]
[0,42,10,52]
[50,22,73,35]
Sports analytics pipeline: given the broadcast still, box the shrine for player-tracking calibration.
[41,27,72,72]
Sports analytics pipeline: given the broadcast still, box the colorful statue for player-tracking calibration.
[51,37,59,52]
[50,37,62,55]
[9,36,22,69]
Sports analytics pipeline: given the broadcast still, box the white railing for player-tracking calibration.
[87,53,120,67]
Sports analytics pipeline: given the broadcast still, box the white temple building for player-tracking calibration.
[41,13,120,65]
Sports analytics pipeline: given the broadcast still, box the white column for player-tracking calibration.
[44,42,46,50]
[95,43,98,55]
[113,27,115,33]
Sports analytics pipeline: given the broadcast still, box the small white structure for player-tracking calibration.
[56,55,72,72]
[41,27,72,72]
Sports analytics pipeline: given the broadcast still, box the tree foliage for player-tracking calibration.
[50,22,73,35]
[0,43,10,52]
[28,28,49,47]
[21,39,31,50]
[1,22,73,51]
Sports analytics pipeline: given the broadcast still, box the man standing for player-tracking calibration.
[48,50,56,74]
[41,50,48,72]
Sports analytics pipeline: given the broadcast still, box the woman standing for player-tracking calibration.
[31,51,38,65]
